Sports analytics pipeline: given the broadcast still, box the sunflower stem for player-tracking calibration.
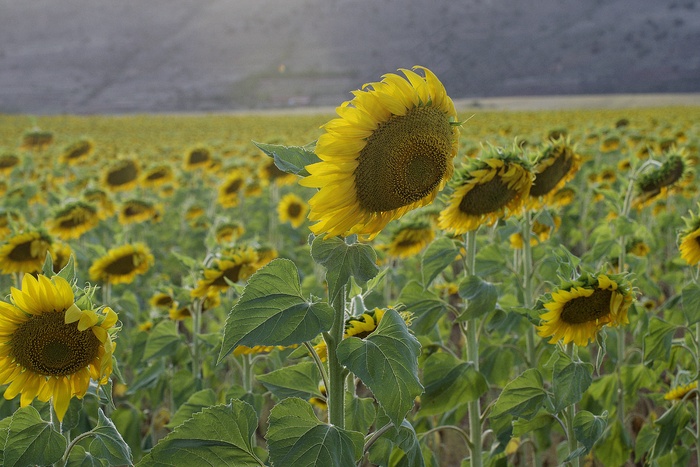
[463,229,483,467]
[191,299,203,389]
[565,343,580,467]
[242,353,253,393]
[696,322,700,457]
[326,284,346,429]
[522,210,537,367]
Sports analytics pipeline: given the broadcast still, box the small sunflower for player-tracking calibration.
[103,158,140,192]
[83,188,116,220]
[438,148,532,234]
[190,246,260,298]
[278,193,308,228]
[20,130,53,151]
[633,147,692,209]
[118,199,160,225]
[309,382,328,411]
[89,243,154,285]
[256,245,278,268]
[184,146,213,171]
[0,153,20,175]
[0,274,117,421]
[300,66,460,239]
[60,139,94,166]
[385,219,435,259]
[47,201,100,240]
[664,381,698,402]
[536,273,634,347]
[149,291,177,310]
[169,291,220,321]
[0,230,53,274]
[509,215,561,249]
[142,165,174,188]
[626,238,650,257]
[679,207,700,266]
[528,138,581,208]
[215,222,245,244]
[217,169,246,208]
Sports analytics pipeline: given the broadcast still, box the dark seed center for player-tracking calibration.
[560,288,613,325]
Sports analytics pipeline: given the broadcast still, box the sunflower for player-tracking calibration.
[149,291,177,310]
[83,188,116,220]
[184,146,212,171]
[300,66,460,239]
[438,148,532,234]
[509,215,561,249]
[47,201,100,240]
[309,382,328,411]
[0,274,117,421]
[278,193,308,228]
[0,230,53,274]
[256,245,278,268]
[118,199,159,225]
[103,158,140,192]
[50,241,74,273]
[190,246,260,298]
[633,148,692,209]
[217,169,246,208]
[600,135,621,153]
[385,219,435,259]
[60,139,94,166]
[0,153,20,175]
[169,291,220,321]
[232,344,296,356]
[89,243,154,285]
[528,138,581,208]
[626,239,650,257]
[679,207,700,266]
[664,381,698,402]
[141,165,174,188]
[215,222,245,244]
[20,130,53,151]
[536,273,634,347]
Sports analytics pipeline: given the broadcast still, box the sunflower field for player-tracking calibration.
[0,68,700,467]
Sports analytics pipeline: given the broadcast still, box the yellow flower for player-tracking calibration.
[679,207,700,266]
[438,150,532,234]
[118,199,160,225]
[528,138,581,209]
[277,193,308,228]
[0,230,53,274]
[0,274,117,421]
[0,153,20,175]
[103,158,140,192]
[215,222,245,244]
[664,381,698,402]
[217,169,246,208]
[300,66,460,239]
[141,165,174,188]
[385,219,435,259]
[89,243,154,285]
[536,273,634,347]
[184,146,213,171]
[60,139,94,166]
[47,201,100,240]
[83,188,116,220]
[633,148,692,209]
[510,215,561,249]
[191,246,259,298]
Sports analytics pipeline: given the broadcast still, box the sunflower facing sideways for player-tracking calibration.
[89,243,154,285]
[0,230,53,275]
[300,66,460,239]
[190,246,260,298]
[47,200,100,240]
[438,147,533,235]
[0,274,117,421]
[527,138,581,208]
[385,218,435,259]
[277,192,308,228]
[633,147,693,209]
[536,272,634,347]
[679,205,700,266]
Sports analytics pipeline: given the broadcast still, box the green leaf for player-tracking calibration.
[4,406,67,467]
[310,236,379,304]
[490,369,547,421]
[634,423,657,463]
[0,416,11,465]
[337,309,423,427]
[682,282,700,324]
[266,398,364,466]
[643,317,677,366]
[219,259,334,362]
[143,320,183,361]
[594,419,631,466]
[345,395,376,435]
[57,254,77,283]
[419,352,487,416]
[398,281,448,335]
[552,352,593,412]
[65,445,107,467]
[253,141,320,177]
[652,401,691,459]
[512,411,554,437]
[167,389,218,429]
[256,361,324,401]
[457,275,498,321]
[126,360,165,394]
[386,420,425,467]
[80,409,132,466]
[137,400,261,467]
[420,237,458,287]
[572,410,607,454]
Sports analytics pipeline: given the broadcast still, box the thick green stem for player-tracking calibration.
[326,286,346,428]
[464,230,482,467]
[696,322,700,459]
[192,299,203,389]
[522,210,537,366]
[242,354,253,393]
[565,343,580,467]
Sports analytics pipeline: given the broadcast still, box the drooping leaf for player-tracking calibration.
[256,361,324,401]
[643,317,676,366]
[419,352,487,416]
[219,259,334,362]
[552,352,593,412]
[143,320,183,361]
[167,389,218,429]
[345,395,376,435]
[253,141,320,177]
[65,445,107,467]
[594,419,631,466]
[266,398,364,466]
[682,282,700,324]
[420,237,458,287]
[3,406,67,467]
[490,369,547,421]
[137,400,261,467]
[398,281,448,335]
[81,409,132,467]
[310,236,379,304]
[337,309,423,427]
[652,401,691,459]
[457,275,498,321]
[572,410,607,455]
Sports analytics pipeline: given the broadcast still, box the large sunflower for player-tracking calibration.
[47,201,100,240]
[679,207,700,266]
[278,193,308,228]
[536,273,634,347]
[385,218,435,259]
[528,138,581,208]
[0,230,53,274]
[89,243,154,285]
[438,148,532,234]
[0,274,117,421]
[190,246,260,298]
[300,66,460,239]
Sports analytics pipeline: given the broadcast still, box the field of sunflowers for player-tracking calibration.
[1,67,700,467]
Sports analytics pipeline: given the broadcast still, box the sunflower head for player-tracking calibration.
[184,146,213,171]
[438,145,533,234]
[0,274,118,421]
[527,137,581,208]
[679,205,700,266]
[300,66,460,239]
[634,147,693,209]
[60,139,94,165]
[118,199,160,225]
[142,165,174,188]
[191,246,260,298]
[664,381,698,402]
[536,272,635,347]
[0,153,20,175]
[217,169,247,208]
[0,230,53,274]
[278,193,309,228]
[47,201,100,240]
[384,218,435,259]
[88,243,154,285]
[20,129,53,151]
